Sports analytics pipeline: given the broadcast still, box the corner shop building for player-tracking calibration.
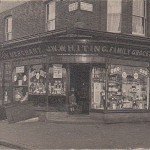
[1,28,150,122]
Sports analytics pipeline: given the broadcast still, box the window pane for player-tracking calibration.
[47,1,55,20]
[133,0,145,16]
[5,16,12,40]
[47,20,55,31]
[107,14,121,32]
[107,0,122,13]
[108,65,149,110]
[132,16,145,34]
[107,0,122,32]
[132,0,146,35]
[8,17,12,32]
[47,1,55,31]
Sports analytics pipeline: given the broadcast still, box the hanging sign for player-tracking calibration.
[80,2,93,12]
[69,2,78,12]
[53,64,62,78]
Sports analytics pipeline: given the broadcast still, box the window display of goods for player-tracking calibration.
[107,65,149,110]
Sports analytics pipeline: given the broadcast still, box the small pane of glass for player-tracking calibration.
[5,16,12,41]
[47,1,55,31]
[132,16,145,35]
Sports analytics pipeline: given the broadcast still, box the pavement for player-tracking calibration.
[1,117,150,149]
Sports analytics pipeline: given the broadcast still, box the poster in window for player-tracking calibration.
[53,64,62,78]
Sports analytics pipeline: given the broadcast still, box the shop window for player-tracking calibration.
[132,0,146,36]
[48,64,67,96]
[48,64,67,111]
[29,64,46,95]
[107,0,122,33]
[5,16,12,41]
[46,0,55,31]
[108,65,149,110]
[91,67,106,110]
[12,66,28,102]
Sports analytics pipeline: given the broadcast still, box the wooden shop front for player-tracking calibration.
[0,37,150,117]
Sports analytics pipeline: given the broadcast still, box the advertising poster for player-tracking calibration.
[53,64,62,78]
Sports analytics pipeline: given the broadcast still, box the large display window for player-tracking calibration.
[91,66,106,110]
[108,65,149,110]
[12,66,28,102]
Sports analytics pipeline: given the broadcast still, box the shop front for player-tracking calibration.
[1,37,150,119]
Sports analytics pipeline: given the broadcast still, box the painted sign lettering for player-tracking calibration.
[1,41,150,60]
[46,43,150,58]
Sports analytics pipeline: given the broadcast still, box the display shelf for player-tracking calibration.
[48,95,66,97]
[28,93,46,96]
[13,85,28,87]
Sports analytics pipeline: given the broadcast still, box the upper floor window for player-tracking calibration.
[46,1,55,31]
[132,0,146,36]
[107,0,122,33]
[5,16,12,41]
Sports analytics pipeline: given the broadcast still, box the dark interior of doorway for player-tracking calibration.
[70,65,90,114]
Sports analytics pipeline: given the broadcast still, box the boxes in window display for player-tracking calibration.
[108,83,148,110]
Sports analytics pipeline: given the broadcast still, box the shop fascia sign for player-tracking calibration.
[0,47,44,60]
[46,43,150,59]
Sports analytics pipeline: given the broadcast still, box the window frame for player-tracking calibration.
[132,0,146,36]
[4,16,12,41]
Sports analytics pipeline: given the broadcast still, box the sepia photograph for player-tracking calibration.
[0,0,150,149]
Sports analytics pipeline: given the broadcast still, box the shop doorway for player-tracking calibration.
[70,65,90,114]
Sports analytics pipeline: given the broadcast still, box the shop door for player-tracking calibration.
[70,65,90,114]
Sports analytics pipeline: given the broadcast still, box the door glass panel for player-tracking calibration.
[91,67,106,110]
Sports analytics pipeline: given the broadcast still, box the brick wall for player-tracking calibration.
[121,0,132,34]
[0,0,150,43]
[0,1,45,42]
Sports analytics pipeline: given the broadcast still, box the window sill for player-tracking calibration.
[132,32,146,37]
